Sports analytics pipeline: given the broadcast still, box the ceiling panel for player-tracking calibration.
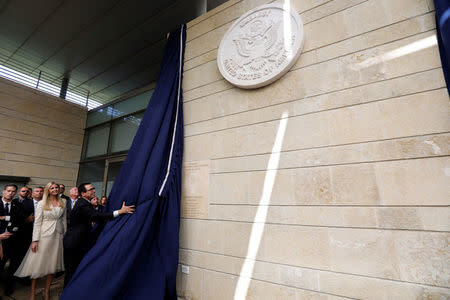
[10,0,123,69]
[39,0,174,81]
[91,63,161,98]
[0,0,209,105]
[76,40,166,93]
[0,0,62,59]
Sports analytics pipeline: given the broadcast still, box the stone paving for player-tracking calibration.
[0,273,64,300]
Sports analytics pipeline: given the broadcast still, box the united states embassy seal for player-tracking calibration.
[217,3,304,89]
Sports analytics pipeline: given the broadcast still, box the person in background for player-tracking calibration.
[31,187,44,212]
[100,196,107,208]
[0,184,25,296]
[17,186,31,203]
[90,196,99,211]
[15,182,67,300]
[59,184,70,202]
[25,187,32,200]
[16,186,36,284]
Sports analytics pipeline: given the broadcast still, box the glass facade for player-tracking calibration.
[84,124,110,157]
[77,160,105,194]
[105,161,124,197]
[77,89,153,196]
[109,112,144,153]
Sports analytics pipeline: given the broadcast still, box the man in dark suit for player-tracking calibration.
[16,186,31,203]
[59,184,70,202]
[0,184,26,296]
[63,183,135,287]
[15,186,35,271]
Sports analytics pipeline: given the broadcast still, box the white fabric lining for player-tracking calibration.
[158,24,184,197]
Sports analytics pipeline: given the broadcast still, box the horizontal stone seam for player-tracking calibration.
[0,158,79,172]
[27,177,76,184]
[0,81,88,113]
[302,0,370,25]
[180,216,450,233]
[187,0,251,32]
[178,247,450,289]
[184,85,446,136]
[0,125,84,148]
[183,8,434,77]
[187,0,342,49]
[209,154,450,174]
[185,0,368,47]
[178,263,356,300]
[183,48,217,72]
[208,204,450,208]
[201,131,450,163]
[1,174,78,183]
[183,79,226,101]
[184,82,445,136]
[186,0,243,30]
[0,102,84,132]
[0,151,79,166]
[0,108,85,135]
[183,24,437,100]
[0,132,82,152]
[186,1,277,45]
[185,0,335,43]
[0,112,84,137]
[295,0,335,15]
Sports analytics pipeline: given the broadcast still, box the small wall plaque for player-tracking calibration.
[181,161,210,219]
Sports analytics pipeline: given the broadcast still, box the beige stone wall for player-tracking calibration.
[0,77,86,188]
[178,0,449,299]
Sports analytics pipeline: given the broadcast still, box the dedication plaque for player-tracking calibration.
[217,3,304,89]
[181,161,210,219]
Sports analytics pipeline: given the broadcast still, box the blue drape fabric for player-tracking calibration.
[61,24,186,300]
[435,0,450,95]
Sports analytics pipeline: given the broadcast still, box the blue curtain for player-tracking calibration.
[61,24,186,300]
[435,0,450,95]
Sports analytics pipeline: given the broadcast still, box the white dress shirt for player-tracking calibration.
[33,199,40,213]
[2,199,11,221]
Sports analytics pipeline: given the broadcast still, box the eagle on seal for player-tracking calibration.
[232,19,281,71]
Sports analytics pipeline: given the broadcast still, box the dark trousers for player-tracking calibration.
[0,239,22,294]
[63,246,85,287]
[17,235,32,266]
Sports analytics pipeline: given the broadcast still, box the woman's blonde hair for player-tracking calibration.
[42,182,65,210]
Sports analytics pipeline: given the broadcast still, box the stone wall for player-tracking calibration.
[178,0,449,299]
[0,76,86,188]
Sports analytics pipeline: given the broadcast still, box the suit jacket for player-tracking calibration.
[0,198,26,256]
[32,200,67,242]
[19,197,35,242]
[63,198,114,251]
[0,198,25,234]
[66,198,75,227]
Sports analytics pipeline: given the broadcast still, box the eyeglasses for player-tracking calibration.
[86,187,96,192]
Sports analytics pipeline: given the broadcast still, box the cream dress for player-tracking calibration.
[15,200,67,278]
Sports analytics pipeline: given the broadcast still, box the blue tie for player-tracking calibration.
[5,202,10,216]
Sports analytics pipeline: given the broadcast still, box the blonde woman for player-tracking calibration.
[15,182,67,300]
